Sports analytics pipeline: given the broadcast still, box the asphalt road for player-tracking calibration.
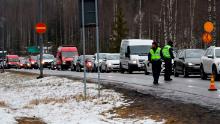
[9,69,220,110]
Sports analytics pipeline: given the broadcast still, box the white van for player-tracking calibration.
[120,39,153,74]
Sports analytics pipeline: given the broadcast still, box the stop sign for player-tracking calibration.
[35,23,47,34]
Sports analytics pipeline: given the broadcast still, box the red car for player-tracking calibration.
[5,55,20,69]
[56,46,78,70]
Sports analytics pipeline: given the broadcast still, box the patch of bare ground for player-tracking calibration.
[103,87,220,124]
[26,94,96,107]
[0,101,8,107]
[16,117,46,124]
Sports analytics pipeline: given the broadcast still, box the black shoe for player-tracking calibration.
[164,78,172,81]
[153,82,159,85]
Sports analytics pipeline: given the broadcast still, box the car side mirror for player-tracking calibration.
[207,55,214,59]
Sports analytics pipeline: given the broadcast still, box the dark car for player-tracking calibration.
[75,55,94,72]
[174,49,204,77]
[28,56,38,69]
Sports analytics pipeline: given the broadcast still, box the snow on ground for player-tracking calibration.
[0,72,164,124]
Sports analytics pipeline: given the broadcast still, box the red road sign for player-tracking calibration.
[35,23,47,34]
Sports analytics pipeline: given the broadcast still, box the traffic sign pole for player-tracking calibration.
[37,0,44,79]
[95,0,101,97]
[81,0,87,99]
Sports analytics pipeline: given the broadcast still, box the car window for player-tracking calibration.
[178,51,184,58]
[205,49,211,56]
[185,50,204,58]
[215,49,220,58]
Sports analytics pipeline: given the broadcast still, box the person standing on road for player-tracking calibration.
[148,41,162,85]
[162,40,175,81]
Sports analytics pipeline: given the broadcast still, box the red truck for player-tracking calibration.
[5,55,20,69]
[56,46,78,70]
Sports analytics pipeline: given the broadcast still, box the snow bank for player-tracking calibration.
[0,73,164,124]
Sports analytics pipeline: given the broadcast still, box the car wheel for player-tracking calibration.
[105,66,110,73]
[200,65,207,80]
[120,64,125,74]
[128,64,133,74]
[183,67,189,77]
[174,67,179,77]
[212,66,220,81]
[100,66,104,73]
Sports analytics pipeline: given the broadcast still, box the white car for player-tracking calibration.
[92,53,108,72]
[120,39,153,74]
[200,46,220,80]
[37,54,55,68]
[100,53,120,73]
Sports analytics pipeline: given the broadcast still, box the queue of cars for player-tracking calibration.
[1,40,220,81]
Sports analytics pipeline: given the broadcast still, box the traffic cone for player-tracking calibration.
[208,74,217,91]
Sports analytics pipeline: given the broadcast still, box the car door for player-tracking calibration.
[176,51,184,72]
[206,49,214,74]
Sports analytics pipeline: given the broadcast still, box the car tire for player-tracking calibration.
[174,67,179,77]
[200,65,207,80]
[128,64,133,74]
[105,66,110,73]
[120,64,125,74]
[183,67,189,77]
[100,66,104,73]
[212,66,220,81]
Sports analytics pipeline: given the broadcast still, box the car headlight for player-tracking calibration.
[31,62,35,64]
[41,61,45,64]
[108,63,112,66]
[132,60,137,64]
[188,63,193,66]
[63,61,66,64]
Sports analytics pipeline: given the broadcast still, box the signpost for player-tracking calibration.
[28,46,40,53]
[36,23,47,34]
[36,0,46,79]
[80,0,100,99]
[202,21,214,45]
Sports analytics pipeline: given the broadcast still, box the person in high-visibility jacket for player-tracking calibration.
[162,40,175,81]
[148,41,163,85]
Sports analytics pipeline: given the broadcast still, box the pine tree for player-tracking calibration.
[110,4,128,53]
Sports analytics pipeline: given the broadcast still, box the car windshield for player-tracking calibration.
[107,54,120,60]
[215,49,220,58]
[129,45,151,56]
[8,58,19,62]
[62,51,78,58]
[185,50,204,58]
[31,56,37,60]
[98,53,107,59]
[43,55,54,59]
[85,55,93,60]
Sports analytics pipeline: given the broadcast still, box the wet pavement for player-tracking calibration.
[9,69,220,110]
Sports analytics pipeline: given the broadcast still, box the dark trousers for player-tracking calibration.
[164,59,172,80]
[152,60,162,83]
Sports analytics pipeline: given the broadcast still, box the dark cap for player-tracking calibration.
[152,41,158,46]
[168,40,173,45]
